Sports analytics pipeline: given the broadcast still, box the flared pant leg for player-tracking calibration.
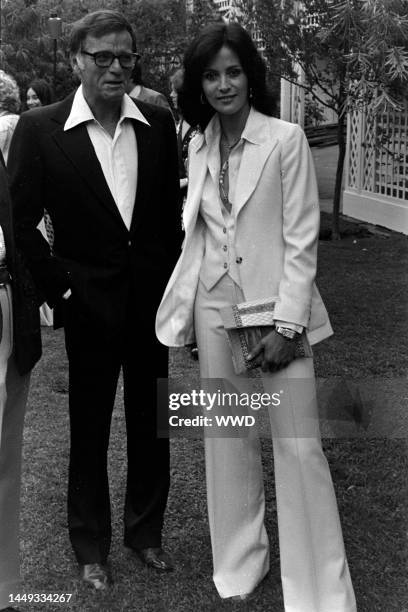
[194,276,269,598]
[263,359,356,612]
[194,276,356,611]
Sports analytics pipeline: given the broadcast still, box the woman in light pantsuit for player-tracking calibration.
[156,23,356,611]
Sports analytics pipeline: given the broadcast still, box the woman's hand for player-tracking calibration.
[248,330,297,373]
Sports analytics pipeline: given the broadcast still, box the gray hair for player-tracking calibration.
[0,70,20,114]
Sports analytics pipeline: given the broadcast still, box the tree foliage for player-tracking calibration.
[244,0,408,238]
[326,0,408,109]
[0,0,217,101]
[251,0,408,112]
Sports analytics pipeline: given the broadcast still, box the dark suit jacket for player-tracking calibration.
[8,93,182,335]
[0,164,41,374]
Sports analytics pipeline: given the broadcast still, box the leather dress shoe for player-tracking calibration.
[136,547,174,571]
[80,563,110,590]
[2,608,21,611]
[226,593,253,602]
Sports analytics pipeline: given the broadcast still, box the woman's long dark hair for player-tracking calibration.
[27,79,54,106]
[179,22,276,131]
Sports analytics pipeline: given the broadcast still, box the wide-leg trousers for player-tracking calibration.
[194,275,356,612]
[0,285,31,609]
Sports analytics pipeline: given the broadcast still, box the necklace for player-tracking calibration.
[219,131,242,213]
[220,131,241,156]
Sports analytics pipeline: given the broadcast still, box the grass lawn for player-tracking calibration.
[18,216,408,612]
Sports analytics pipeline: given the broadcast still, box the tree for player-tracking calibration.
[187,0,221,39]
[242,0,408,239]
[0,0,219,103]
[0,0,87,98]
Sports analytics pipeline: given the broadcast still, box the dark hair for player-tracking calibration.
[69,9,137,55]
[27,79,53,106]
[169,68,184,93]
[130,62,143,86]
[179,22,276,130]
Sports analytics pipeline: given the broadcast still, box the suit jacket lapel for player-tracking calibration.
[51,96,128,232]
[182,134,208,234]
[234,110,280,218]
[129,117,154,234]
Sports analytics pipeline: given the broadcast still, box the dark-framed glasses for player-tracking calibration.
[81,50,140,69]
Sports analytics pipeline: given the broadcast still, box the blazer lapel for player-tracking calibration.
[183,134,208,234]
[234,136,279,218]
[234,108,279,218]
[51,99,127,230]
[129,118,154,234]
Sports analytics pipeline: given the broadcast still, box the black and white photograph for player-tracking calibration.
[0,1,406,611]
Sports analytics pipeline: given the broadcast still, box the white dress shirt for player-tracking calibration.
[0,226,6,265]
[64,85,150,230]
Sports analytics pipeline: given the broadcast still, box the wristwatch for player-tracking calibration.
[275,325,299,341]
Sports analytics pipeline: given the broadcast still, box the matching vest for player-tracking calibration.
[199,170,243,292]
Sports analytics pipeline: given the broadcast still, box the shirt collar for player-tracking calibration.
[198,105,264,152]
[64,85,150,131]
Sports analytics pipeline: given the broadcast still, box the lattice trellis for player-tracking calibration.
[347,107,408,201]
[362,112,376,192]
[347,112,361,189]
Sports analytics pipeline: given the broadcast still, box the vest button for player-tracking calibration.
[223,262,228,269]
[223,227,227,233]
[236,257,243,264]
[223,245,228,251]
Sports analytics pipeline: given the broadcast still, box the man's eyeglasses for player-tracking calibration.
[81,50,140,69]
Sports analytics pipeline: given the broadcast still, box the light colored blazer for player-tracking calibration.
[156,107,333,347]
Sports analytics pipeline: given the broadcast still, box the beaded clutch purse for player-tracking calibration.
[219,298,312,375]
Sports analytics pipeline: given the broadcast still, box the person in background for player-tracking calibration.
[0,72,20,164]
[25,79,55,327]
[169,68,199,203]
[0,160,41,612]
[9,9,181,592]
[156,22,356,611]
[26,79,53,110]
[128,62,170,109]
[169,67,199,360]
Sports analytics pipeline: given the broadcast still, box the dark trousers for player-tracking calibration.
[63,293,169,564]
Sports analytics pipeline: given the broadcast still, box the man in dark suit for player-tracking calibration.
[8,10,181,590]
[0,159,41,612]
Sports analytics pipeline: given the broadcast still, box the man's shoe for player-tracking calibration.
[225,593,254,602]
[80,563,110,590]
[136,547,174,571]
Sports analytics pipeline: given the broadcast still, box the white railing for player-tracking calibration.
[301,12,321,30]
[344,106,408,233]
[346,108,408,201]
